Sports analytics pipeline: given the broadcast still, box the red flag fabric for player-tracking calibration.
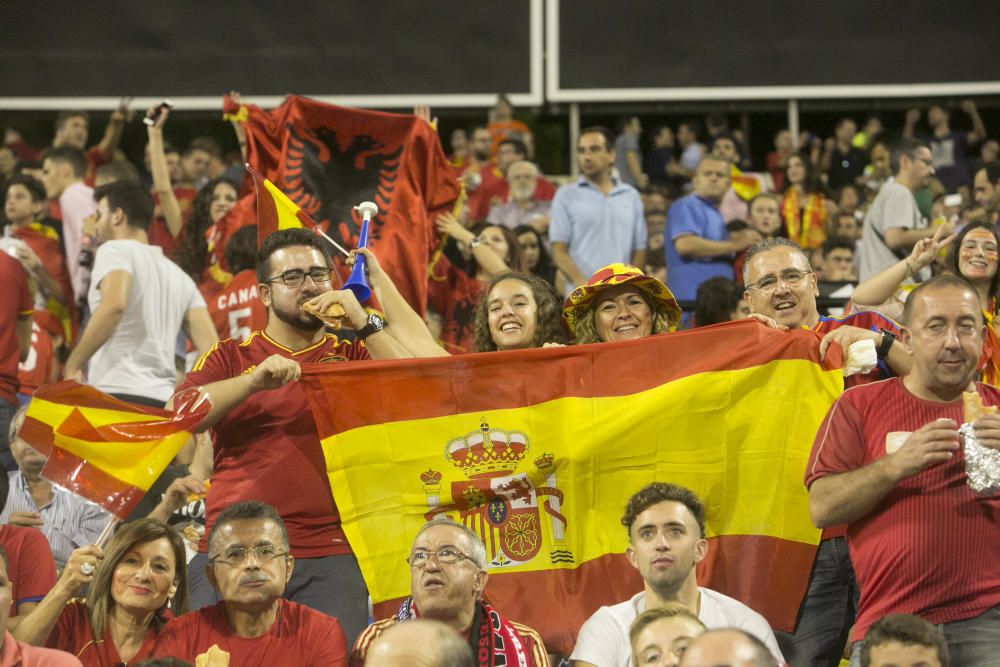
[20,382,211,518]
[225,95,460,313]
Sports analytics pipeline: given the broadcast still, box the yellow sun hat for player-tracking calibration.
[562,263,681,333]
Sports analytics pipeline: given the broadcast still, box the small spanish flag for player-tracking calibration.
[246,164,318,248]
[19,382,210,518]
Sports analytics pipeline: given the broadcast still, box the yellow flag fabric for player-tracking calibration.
[300,322,844,652]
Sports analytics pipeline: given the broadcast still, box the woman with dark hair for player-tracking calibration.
[473,271,567,352]
[781,153,829,250]
[13,519,188,666]
[854,221,1000,382]
[174,176,239,285]
[562,263,681,345]
[426,214,520,353]
[512,224,565,292]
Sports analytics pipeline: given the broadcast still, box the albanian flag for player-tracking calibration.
[224,94,460,313]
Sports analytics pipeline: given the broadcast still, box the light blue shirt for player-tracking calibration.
[549,177,647,296]
[664,193,731,302]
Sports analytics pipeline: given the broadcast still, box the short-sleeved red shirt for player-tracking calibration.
[0,524,57,616]
[206,270,267,343]
[17,317,56,396]
[155,599,347,666]
[805,378,1000,640]
[0,253,32,404]
[178,331,370,557]
[45,599,164,667]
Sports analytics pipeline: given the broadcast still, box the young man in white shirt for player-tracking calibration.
[63,180,216,407]
[570,482,783,667]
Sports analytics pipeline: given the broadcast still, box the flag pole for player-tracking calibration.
[95,516,122,549]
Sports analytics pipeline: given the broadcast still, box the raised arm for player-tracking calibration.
[11,546,102,644]
[353,247,449,358]
[435,213,510,278]
[852,226,955,307]
[961,99,988,145]
[95,97,132,160]
[146,104,184,238]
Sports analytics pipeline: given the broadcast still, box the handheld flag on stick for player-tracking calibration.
[19,382,211,519]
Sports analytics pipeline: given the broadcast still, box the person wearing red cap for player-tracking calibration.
[562,263,682,345]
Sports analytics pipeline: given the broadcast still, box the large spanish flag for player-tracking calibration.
[300,321,843,653]
[19,382,210,519]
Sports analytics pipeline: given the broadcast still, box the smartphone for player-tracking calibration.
[143,99,175,126]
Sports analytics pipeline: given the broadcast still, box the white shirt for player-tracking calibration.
[59,181,95,302]
[569,589,784,667]
[87,240,205,402]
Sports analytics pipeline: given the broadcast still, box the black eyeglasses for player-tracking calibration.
[265,267,332,287]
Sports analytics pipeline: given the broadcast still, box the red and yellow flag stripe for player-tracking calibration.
[300,320,843,653]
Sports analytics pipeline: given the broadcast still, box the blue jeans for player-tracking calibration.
[776,537,858,666]
[850,603,1000,666]
[188,550,370,648]
[0,398,19,472]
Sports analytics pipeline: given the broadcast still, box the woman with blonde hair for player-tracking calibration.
[13,519,188,666]
[563,263,682,345]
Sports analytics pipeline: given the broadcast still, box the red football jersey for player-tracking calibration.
[17,318,56,396]
[0,524,57,617]
[155,599,347,667]
[806,379,1000,640]
[47,599,163,666]
[178,331,370,557]
[206,269,267,343]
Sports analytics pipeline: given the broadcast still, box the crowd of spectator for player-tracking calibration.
[0,91,998,666]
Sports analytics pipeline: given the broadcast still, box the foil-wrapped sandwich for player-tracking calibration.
[961,390,1000,495]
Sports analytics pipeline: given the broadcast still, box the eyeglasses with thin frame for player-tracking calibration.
[265,267,332,287]
[746,269,813,294]
[209,544,289,567]
[406,546,472,568]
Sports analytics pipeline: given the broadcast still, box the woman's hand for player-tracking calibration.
[57,546,104,596]
[908,224,955,272]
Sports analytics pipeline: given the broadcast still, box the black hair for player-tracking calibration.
[207,500,289,553]
[224,225,259,275]
[621,482,706,538]
[93,180,154,232]
[43,146,88,179]
[579,126,615,152]
[695,276,744,327]
[256,227,332,284]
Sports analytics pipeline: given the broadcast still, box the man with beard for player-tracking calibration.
[485,160,552,233]
[350,516,548,666]
[175,228,408,647]
[570,483,782,667]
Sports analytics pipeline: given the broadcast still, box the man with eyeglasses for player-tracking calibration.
[743,237,908,666]
[350,516,549,666]
[859,138,952,281]
[156,500,347,665]
[175,228,411,647]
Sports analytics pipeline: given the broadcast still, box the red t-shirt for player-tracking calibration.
[206,270,267,343]
[3,629,82,667]
[155,599,347,666]
[148,186,198,258]
[426,254,485,354]
[17,317,56,396]
[178,331,370,557]
[0,524,57,616]
[805,378,1000,640]
[0,253,33,404]
[46,599,164,667]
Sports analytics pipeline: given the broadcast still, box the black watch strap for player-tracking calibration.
[876,329,896,359]
[356,313,385,341]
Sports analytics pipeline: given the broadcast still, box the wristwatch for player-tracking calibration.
[876,329,896,359]
[356,313,386,341]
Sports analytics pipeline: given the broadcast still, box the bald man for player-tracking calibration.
[679,628,776,667]
[365,619,472,667]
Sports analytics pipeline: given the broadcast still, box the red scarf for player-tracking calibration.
[782,188,827,249]
[397,597,530,667]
